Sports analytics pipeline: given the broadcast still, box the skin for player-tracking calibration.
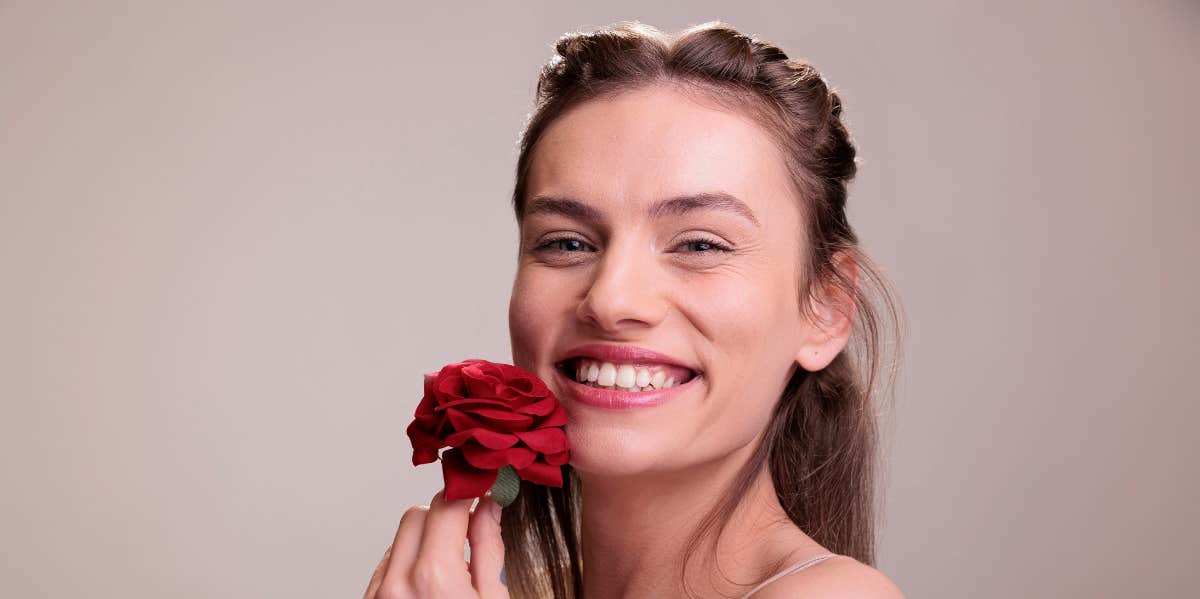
[363,84,904,598]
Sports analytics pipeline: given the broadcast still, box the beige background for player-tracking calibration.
[2,1,1197,597]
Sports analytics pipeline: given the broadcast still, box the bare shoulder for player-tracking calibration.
[752,555,906,599]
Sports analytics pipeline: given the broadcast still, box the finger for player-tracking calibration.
[416,489,475,567]
[468,493,508,598]
[375,504,429,597]
[361,545,392,599]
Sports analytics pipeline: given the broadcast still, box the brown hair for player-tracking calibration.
[502,20,904,598]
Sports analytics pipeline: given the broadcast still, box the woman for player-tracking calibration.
[365,20,905,599]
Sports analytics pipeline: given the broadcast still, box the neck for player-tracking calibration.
[577,443,811,598]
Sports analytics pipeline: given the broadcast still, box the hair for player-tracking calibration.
[501,20,904,599]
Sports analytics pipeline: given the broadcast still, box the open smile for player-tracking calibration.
[554,357,698,392]
[551,365,701,409]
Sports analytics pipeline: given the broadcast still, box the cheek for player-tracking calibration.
[508,267,570,371]
[680,267,800,439]
[685,270,799,372]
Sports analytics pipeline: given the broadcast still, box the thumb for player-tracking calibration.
[468,493,509,598]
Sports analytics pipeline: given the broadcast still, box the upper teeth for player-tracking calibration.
[573,360,679,391]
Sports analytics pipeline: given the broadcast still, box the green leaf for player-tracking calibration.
[490,465,520,507]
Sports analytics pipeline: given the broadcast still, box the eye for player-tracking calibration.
[672,236,733,254]
[533,236,596,253]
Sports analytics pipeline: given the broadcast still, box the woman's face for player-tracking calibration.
[509,85,840,479]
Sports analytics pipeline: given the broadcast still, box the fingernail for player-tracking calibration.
[500,565,507,586]
[488,497,502,524]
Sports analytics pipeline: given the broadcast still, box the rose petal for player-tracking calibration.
[444,427,519,450]
[440,360,483,378]
[445,409,537,437]
[435,397,512,412]
[460,443,508,469]
[544,449,570,466]
[412,447,439,466]
[470,408,533,422]
[516,460,563,487]
[435,373,468,401]
[514,427,568,454]
[445,408,488,432]
[468,408,535,433]
[441,447,499,501]
[411,411,443,430]
[500,380,552,403]
[516,395,558,416]
[499,378,534,397]
[462,364,503,399]
[506,446,538,469]
[406,412,444,466]
[414,385,437,413]
[495,390,538,411]
[492,363,548,389]
[406,422,442,465]
[410,403,445,435]
[462,443,538,470]
[536,402,568,428]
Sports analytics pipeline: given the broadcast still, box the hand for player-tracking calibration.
[362,489,509,599]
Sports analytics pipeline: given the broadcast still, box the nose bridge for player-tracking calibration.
[577,233,666,332]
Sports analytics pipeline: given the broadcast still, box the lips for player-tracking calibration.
[551,360,700,410]
[553,345,700,391]
[554,343,701,377]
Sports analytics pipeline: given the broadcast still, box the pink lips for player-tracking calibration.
[553,343,702,410]
[552,366,699,409]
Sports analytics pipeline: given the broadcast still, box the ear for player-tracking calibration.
[795,251,859,372]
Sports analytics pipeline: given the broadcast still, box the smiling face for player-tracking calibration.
[508,84,827,478]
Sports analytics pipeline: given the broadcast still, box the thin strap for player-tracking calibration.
[739,553,841,599]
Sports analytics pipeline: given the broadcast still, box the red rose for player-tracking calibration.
[405,359,570,501]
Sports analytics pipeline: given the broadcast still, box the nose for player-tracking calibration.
[576,239,668,334]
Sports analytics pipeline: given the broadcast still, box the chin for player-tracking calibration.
[561,421,676,479]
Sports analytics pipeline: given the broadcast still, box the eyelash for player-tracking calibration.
[533,235,734,255]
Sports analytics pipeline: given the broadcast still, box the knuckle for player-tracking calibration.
[374,577,411,599]
[409,562,449,594]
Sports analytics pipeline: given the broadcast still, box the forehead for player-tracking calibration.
[526,85,794,215]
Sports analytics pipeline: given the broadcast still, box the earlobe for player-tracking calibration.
[794,313,845,372]
[794,252,859,372]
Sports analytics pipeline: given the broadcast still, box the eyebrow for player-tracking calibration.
[524,191,761,228]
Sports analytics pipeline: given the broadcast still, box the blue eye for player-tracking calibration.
[534,237,593,253]
[676,237,733,253]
